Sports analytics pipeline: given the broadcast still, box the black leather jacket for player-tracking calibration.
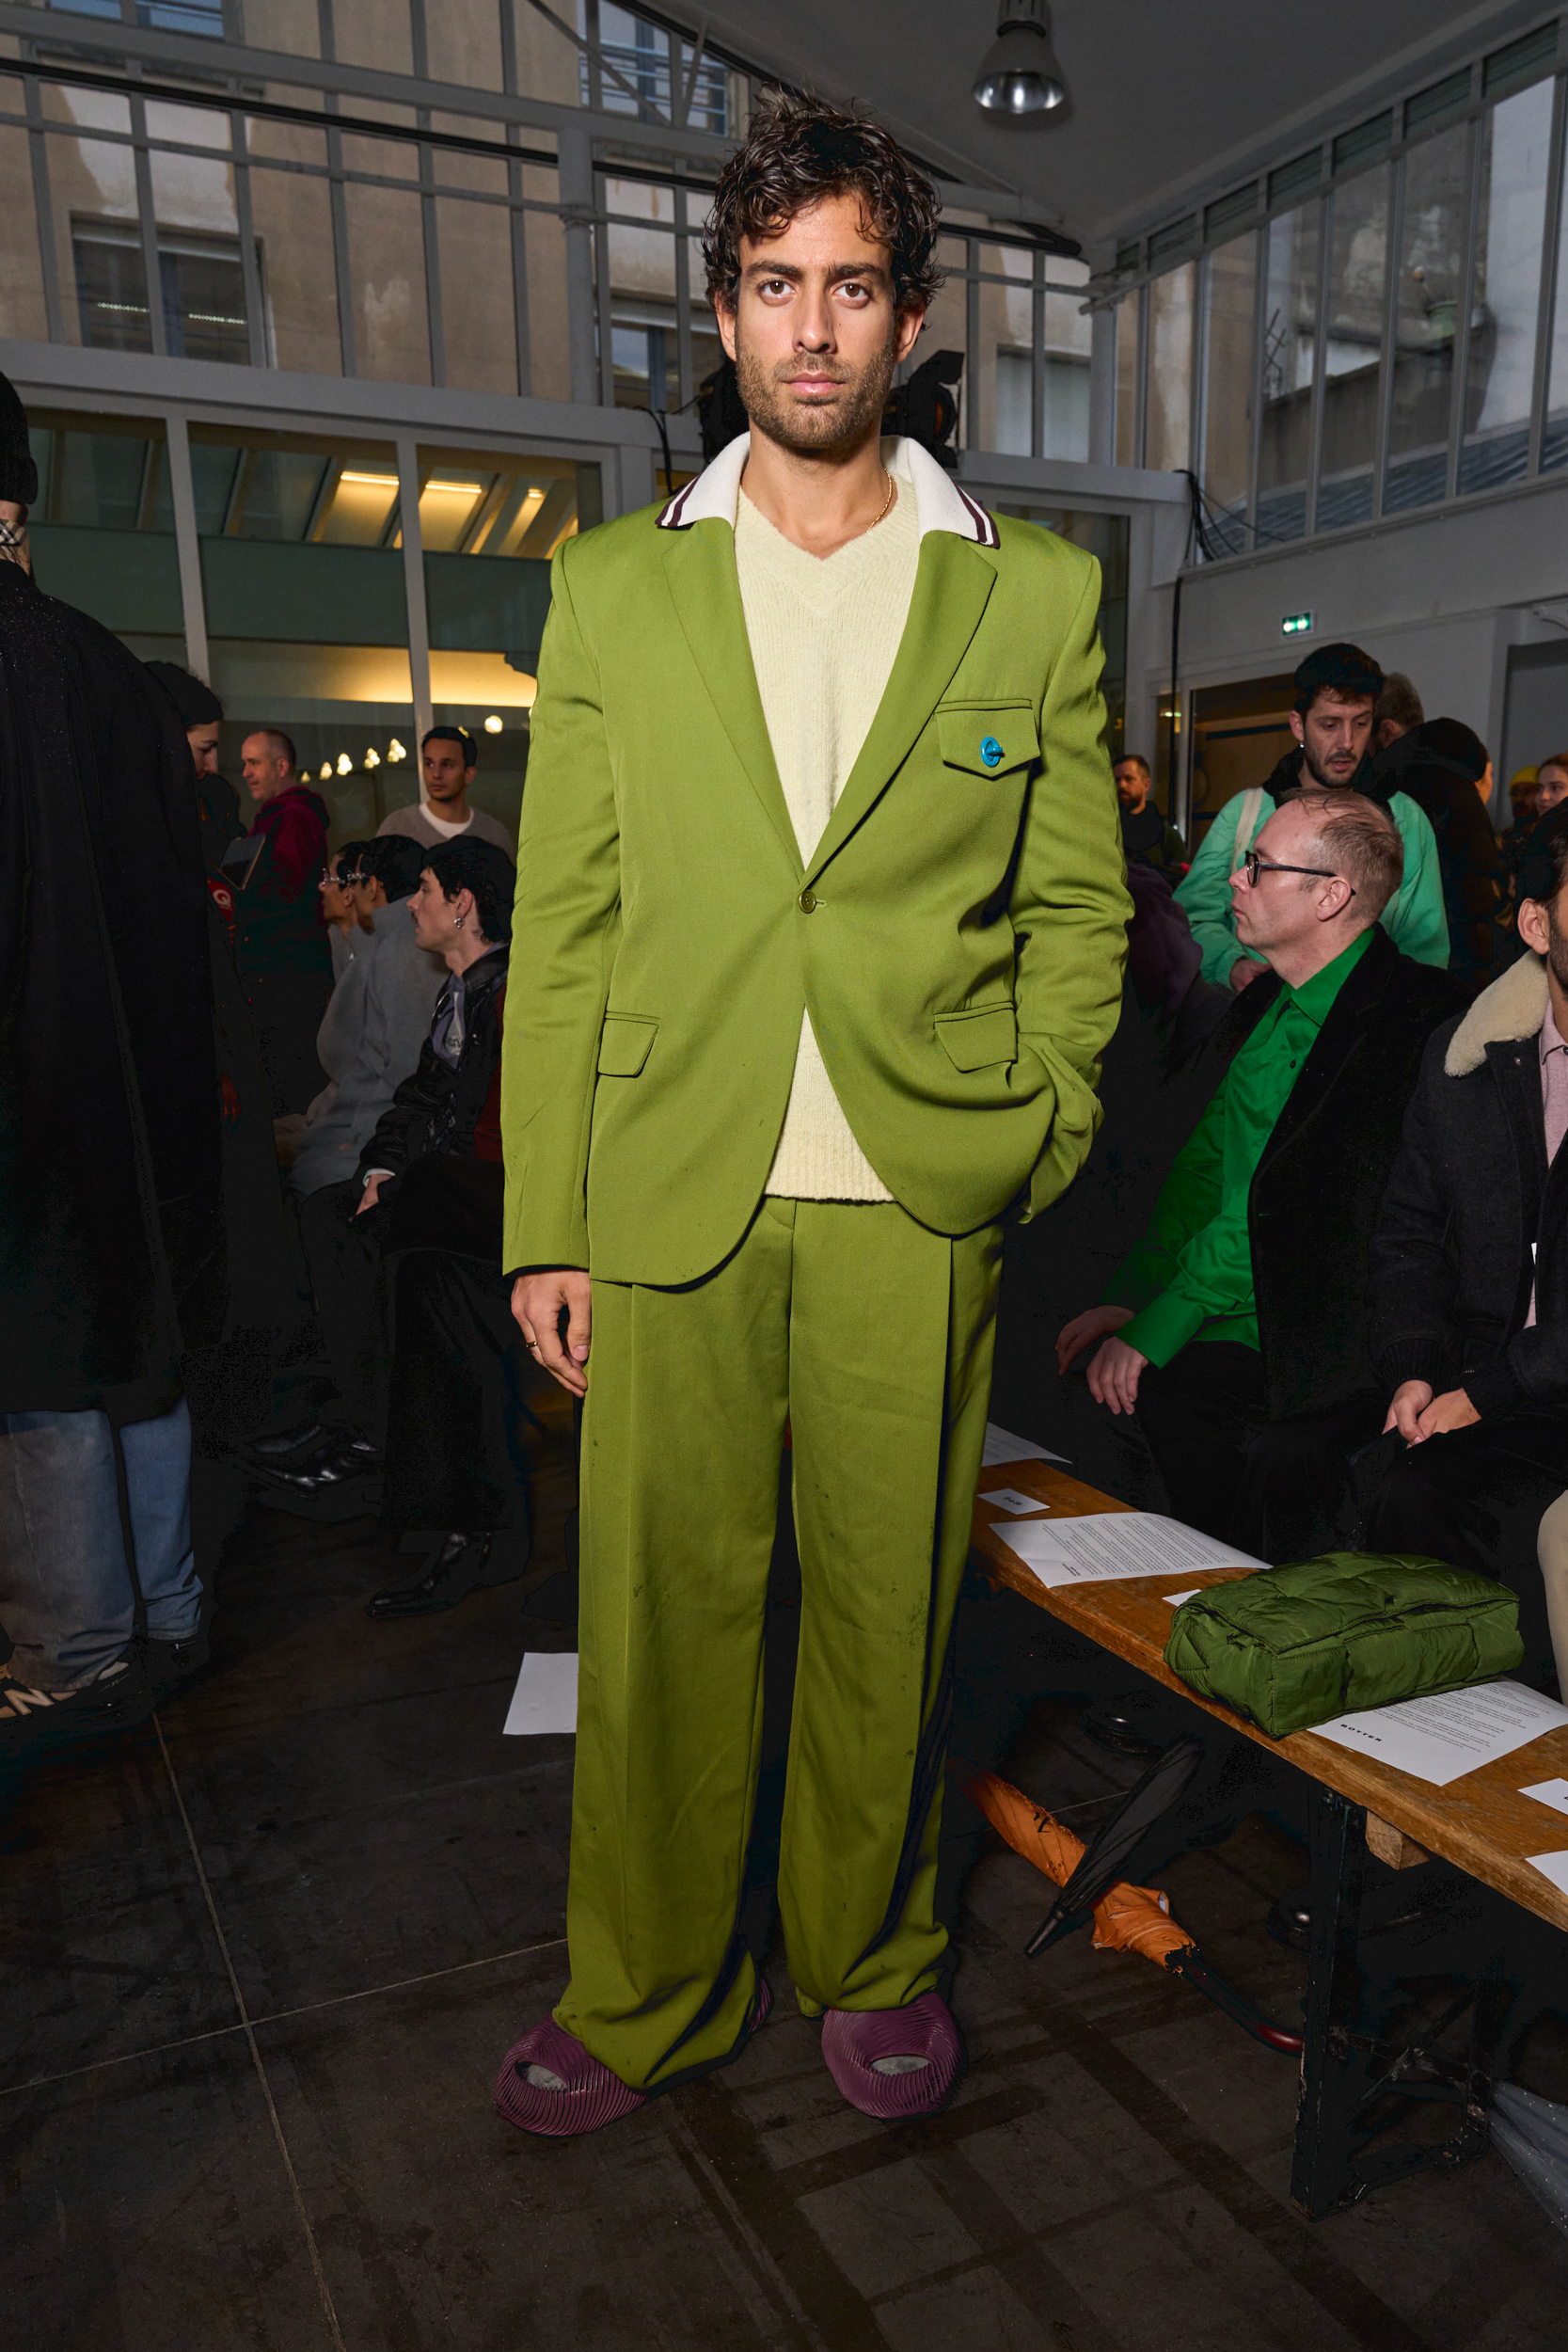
[356,946,507,1183]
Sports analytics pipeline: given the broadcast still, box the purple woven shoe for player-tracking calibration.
[820,1991,965,2121]
[495,1979,773,2137]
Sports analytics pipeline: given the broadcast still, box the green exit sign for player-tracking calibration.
[1282,611,1314,637]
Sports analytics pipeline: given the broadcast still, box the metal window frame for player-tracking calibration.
[1447,115,1483,503]
[1371,157,1402,517]
[1304,190,1332,537]
[1529,68,1568,471]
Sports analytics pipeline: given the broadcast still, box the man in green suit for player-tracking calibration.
[495,92,1130,2137]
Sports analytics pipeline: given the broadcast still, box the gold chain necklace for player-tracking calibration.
[872,469,896,528]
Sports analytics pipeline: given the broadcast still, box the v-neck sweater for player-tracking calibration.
[734,476,920,1200]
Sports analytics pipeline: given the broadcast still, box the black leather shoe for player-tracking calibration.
[1079,1700,1165,1760]
[146,1626,212,1700]
[1267,1886,1312,1953]
[255,1441,376,1495]
[0,1653,154,1755]
[244,1418,331,1461]
[366,1530,532,1619]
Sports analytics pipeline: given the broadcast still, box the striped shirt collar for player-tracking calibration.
[657,432,999,549]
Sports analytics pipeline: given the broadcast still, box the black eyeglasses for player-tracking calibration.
[1242,850,1355,897]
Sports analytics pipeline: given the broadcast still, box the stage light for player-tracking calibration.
[974,0,1067,116]
[484,714,503,733]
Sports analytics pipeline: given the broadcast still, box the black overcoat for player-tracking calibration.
[1370,951,1568,1419]
[0,563,224,1411]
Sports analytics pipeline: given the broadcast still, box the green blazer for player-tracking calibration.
[500,435,1131,1286]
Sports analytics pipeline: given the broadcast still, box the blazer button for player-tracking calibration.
[980,736,1004,768]
[798,889,817,913]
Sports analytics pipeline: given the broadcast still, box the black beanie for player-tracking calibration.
[0,370,38,506]
[143,659,224,726]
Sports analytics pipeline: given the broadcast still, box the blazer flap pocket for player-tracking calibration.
[937,706,1040,778]
[597,1013,658,1077]
[936,1003,1018,1072]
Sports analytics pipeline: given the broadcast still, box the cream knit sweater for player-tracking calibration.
[734,474,919,1200]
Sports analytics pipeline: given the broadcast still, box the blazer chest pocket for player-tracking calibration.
[597,1013,658,1076]
[936,704,1039,779]
[936,1003,1018,1072]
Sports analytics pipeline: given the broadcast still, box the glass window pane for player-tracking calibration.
[598,4,674,119]
[1320,167,1388,530]
[331,0,414,79]
[1043,283,1090,459]
[149,145,247,362]
[1461,78,1553,495]
[521,172,572,402]
[344,181,429,384]
[511,0,583,106]
[434,198,515,394]
[1200,233,1256,551]
[249,157,341,374]
[74,222,151,353]
[1386,124,1469,512]
[43,97,138,349]
[605,177,679,410]
[426,11,503,90]
[1115,293,1140,465]
[1258,199,1323,542]
[1146,263,1195,473]
[28,408,184,651]
[242,0,320,56]
[420,447,603,841]
[0,111,47,342]
[191,423,414,827]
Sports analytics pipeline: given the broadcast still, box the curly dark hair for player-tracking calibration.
[703,89,942,315]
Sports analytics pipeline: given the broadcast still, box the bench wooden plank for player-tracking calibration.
[971,1460,1568,1936]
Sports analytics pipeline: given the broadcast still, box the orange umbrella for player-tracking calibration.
[948,1755,1303,2053]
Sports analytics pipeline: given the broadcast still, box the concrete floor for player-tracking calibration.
[6,1385,1568,2351]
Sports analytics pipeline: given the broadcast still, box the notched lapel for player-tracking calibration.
[805,533,997,883]
[658,521,802,878]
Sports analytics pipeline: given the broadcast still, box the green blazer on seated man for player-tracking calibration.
[501,439,1129,1286]
[499,423,1130,2111]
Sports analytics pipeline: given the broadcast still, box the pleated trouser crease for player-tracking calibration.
[557,1195,1001,2093]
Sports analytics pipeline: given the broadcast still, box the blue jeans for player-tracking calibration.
[0,1398,199,1690]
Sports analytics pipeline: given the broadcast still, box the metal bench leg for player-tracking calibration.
[1291,1788,1503,2218]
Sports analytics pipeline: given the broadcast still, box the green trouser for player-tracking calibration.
[557,1196,1002,2093]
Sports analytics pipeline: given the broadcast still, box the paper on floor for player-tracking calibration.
[1522,1777,1568,1818]
[1528,1851,1568,1899]
[504,1650,578,1736]
[985,1486,1050,1516]
[983,1422,1069,1470]
[1314,1680,1568,1787]
[990,1511,1266,1588]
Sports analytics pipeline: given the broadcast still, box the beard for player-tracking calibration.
[1299,733,1366,790]
[734,326,897,459]
[1546,901,1568,994]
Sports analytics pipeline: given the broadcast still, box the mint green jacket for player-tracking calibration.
[499,436,1132,1287]
[1175,784,1449,985]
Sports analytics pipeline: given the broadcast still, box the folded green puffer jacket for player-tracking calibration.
[1164,1551,1522,1738]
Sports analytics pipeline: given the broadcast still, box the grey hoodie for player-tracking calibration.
[290,898,445,1197]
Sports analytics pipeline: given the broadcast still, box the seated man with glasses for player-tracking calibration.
[1055,790,1465,1562]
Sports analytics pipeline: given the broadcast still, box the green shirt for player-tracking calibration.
[1109,928,1374,1367]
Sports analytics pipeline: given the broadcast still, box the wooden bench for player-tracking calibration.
[970,1456,1568,2217]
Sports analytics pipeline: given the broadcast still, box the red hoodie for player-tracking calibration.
[236,784,331,977]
